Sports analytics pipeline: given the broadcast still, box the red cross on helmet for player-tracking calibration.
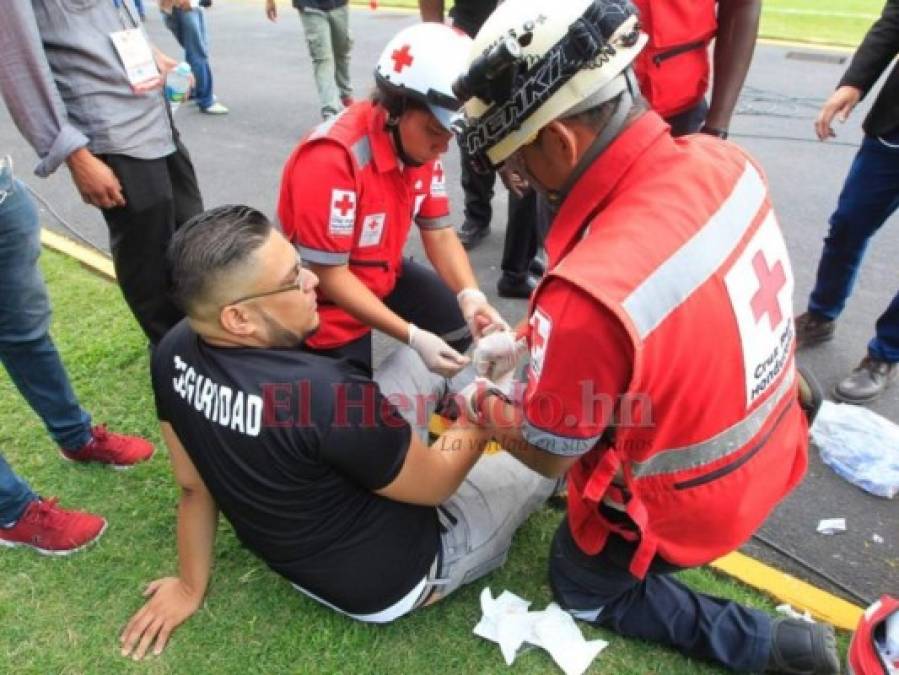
[374,23,473,131]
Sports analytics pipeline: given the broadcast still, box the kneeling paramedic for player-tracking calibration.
[278,23,506,378]
[458,1,840,673]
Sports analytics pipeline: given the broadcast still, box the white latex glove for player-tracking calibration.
[457,377,495,425]
[457,288,510,343]
[474,330,528,381]
[408,323,470,377]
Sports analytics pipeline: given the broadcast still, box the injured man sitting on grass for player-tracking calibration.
[119,205,554,660]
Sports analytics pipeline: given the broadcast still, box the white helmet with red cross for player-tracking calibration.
[374,23,473,131]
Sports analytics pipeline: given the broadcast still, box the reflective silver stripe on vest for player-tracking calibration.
[622,163,767,340]
[630,367,796,479]
[351,137,372,170]
[297,245,350,266]
[308,113,342,140]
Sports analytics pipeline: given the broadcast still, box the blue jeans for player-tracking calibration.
[0,169,92,454]
[163,7,215,109]
[808,132,899,362]
[549,523,772,672]
[0,454,36,525]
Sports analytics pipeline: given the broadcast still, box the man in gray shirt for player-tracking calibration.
[0,0,204,344]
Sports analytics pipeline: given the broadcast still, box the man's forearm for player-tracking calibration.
[418,0,445,23]
[706,0,761,130]
[0,1,89,177]
[176,489,218,599]
[421,227,479,294]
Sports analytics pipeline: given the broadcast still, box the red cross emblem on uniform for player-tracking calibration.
[391,44,414,73]
[433,163,444,183]
[333,193,354,217]
[750,250,786,330]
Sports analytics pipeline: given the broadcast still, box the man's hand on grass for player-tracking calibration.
[120,577,203,660]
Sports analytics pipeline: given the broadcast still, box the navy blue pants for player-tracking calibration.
[548,521,772,672]
[807,132,899,362]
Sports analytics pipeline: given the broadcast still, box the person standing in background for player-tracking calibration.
[159,0,229,115]
[0,0,204,346]
[266,0,353,120]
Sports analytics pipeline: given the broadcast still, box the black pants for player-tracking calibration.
[500,189,539,279]
[310,259,471,375]
[100,137,203,344]
[666,99,709,138]
[548,521,772,672]
[458,137,496,230]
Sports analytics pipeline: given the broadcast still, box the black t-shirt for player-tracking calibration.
[451,0,499,37]
[152,320,440,615]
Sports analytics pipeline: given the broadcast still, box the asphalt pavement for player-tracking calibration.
[0,1,895,607]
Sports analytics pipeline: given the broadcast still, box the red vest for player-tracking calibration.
[280,103,448,349]
[538,113,808,579]
[632,0,718,118]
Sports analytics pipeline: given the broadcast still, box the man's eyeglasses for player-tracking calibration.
[228,259,306,306]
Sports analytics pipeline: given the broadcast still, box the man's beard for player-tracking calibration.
[259,309,317,349]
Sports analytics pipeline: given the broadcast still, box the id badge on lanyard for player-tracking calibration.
[109,0,160,88]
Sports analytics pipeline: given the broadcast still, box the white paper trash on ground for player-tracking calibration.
[474,587,609,675]
[816,518,847,535]
[810,400,899,499]
[776,603,815,623]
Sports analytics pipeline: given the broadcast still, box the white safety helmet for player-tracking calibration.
[374,23,473,131]
[457,0,648,171]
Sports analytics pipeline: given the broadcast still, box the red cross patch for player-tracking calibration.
[329,189,355,237]
[391,44,414,73]
[529,307,552,381]
[358,213,386,247]
[431,160,446,196]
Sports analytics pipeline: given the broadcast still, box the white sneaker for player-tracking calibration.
[201,101,229,115]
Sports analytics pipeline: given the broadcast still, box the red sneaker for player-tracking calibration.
[60,425,154,469]
[0,498,107,556]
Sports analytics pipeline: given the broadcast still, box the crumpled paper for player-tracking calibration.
[473,588,609,675]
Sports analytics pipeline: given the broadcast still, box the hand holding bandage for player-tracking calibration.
[473,329,528,394]
[457,288,510,342]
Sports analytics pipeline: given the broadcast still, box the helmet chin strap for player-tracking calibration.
[385,112,425,168]
[546,68,639,207]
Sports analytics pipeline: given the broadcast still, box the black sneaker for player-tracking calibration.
[457,221,490,250]
[833,355,898,404]
[766,618,839,674]
[795,312,835,348]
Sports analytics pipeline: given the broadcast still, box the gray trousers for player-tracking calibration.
[374,347,555,609]
[298,5,353,119]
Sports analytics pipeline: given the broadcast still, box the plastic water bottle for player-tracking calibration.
[164,62,192,113]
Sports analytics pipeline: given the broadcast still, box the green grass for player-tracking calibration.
[0,249,848,673]
[357,0,884,47]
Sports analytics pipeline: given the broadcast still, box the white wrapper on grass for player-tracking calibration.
[473,588,609,675]
[775,603,815,623]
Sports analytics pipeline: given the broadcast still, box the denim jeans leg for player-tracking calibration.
[329,5,353,100]
[299,8,340,118]
[0,454,37,526]
[808,135,899,319]
[165,8,215,109]
[869,289,899,362]
[0,178,92,451]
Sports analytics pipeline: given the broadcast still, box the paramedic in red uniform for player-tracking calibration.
[278,23,506,377]
[632,0,761,138]
[458,1,839,673]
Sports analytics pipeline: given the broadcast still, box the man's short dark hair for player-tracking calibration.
[168,205,272,314]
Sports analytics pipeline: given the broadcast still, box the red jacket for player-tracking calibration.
[632,0,718,117]
[278,102,450,349]
[527,113,807,578]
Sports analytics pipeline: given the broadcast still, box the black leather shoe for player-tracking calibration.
[497,273,536,299]
[528,257,546,278]
[766,618,839,674]
[833,355,898,404]
[795,312,835,348]
[457,221,490,250]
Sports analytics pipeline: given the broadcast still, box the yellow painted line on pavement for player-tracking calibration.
[45,227,865,633]
[712,551,863,631]
[40,228,116,281]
